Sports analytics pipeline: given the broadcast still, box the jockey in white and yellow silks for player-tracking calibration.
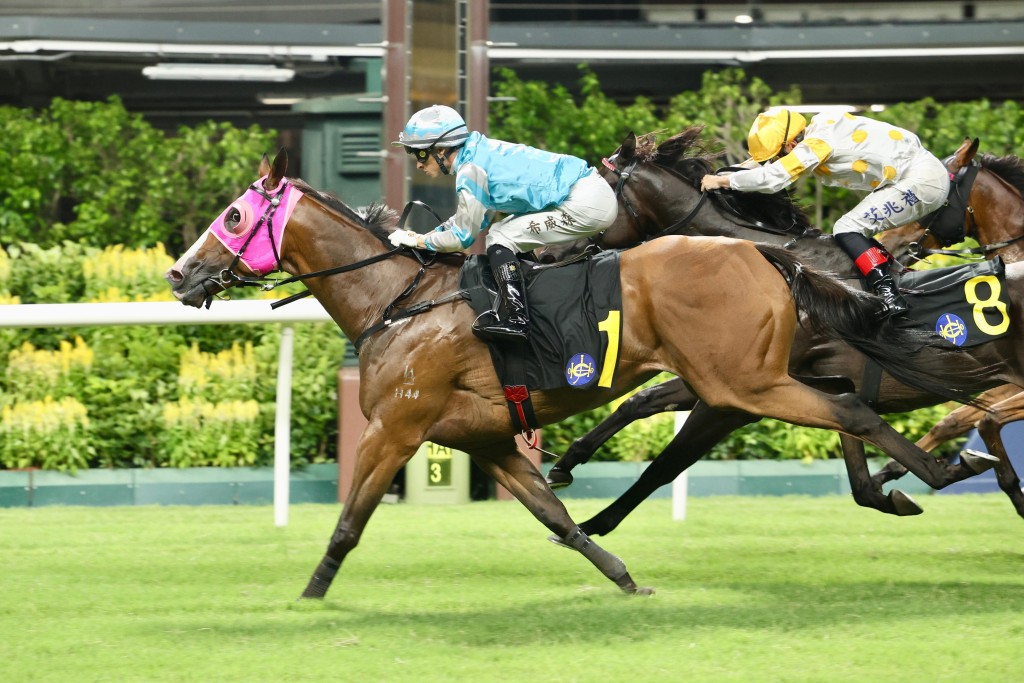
[390,104,617,342]
[701,108,950,317]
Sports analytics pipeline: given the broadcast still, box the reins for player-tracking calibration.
[601,155,803,241]
[208,190,472,353]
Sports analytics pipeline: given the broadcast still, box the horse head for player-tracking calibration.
[901,138,1024,262]
[166,150,298,308]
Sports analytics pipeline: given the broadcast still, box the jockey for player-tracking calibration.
[700,108,951,317]
[389,104,618,342]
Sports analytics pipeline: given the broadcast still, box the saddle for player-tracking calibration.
[898,257,1011,348]
[460,251,624,431]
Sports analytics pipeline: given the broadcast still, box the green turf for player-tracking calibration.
[1,494,1022,682]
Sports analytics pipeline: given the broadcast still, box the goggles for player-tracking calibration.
[406,147,432,162]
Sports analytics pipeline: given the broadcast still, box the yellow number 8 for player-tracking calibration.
[964,275,1010,335]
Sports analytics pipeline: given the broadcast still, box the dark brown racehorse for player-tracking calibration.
[544,131,1024,530]
[167,151,995,598]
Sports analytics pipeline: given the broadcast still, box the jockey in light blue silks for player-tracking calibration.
[390,104,618,342]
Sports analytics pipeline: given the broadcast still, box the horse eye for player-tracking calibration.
[224,208,242,232]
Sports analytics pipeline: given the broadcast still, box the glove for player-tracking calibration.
[388,229,421,248]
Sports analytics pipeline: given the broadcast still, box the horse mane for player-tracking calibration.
[641,126,815,235]
[289,177,397,242]
[977,153,1024,197]
[289,177,466,265]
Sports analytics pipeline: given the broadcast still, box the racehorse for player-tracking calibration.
[543,130,1024,529]
[869,137,1024,493]
[166,151,995,599]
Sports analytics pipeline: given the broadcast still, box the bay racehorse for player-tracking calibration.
[870,137,1024,492]
[167,151,995,598]
[543,130,1024,528]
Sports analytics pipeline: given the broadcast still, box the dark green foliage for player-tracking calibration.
[0,97,277,252]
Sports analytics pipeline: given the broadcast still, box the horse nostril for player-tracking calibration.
[165,267,183,284]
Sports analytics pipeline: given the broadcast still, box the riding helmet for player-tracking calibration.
[747,108,807,162]
[392,105,470,149]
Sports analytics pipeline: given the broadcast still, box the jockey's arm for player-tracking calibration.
[423,163,493,252]
[728,138,831,194]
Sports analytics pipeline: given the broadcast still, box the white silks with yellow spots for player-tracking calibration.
[728,111,950,237]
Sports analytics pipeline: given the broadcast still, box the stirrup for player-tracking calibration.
[471,311,528,342]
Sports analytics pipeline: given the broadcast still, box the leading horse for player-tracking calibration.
[543,130,1024,529]
[167,151,995,598]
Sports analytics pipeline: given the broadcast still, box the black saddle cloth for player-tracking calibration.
[899,257,1011,348]
[460,251,623,391]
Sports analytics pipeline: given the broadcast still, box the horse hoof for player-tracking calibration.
[889,489,924,516]
[546,469,574,489]
[961,448,999,474]
[547,534,573,550]
[633,587,655,596]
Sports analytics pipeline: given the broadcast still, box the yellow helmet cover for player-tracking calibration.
[747,109,807,162]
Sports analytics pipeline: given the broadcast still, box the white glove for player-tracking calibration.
[388,229,421,248]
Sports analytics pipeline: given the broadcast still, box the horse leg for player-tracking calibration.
[579,401,759,536]
[840,433,923,516]
[547,377,698,489]
[870,385,1019,488]
[469,440,653,595]
[300,421,416,599]
[973,391,1024,520]
[742,386,992,491]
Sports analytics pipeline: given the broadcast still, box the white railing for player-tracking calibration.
[0,299,335,527]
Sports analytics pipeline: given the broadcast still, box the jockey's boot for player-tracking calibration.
[865,267,909,317]
[834,231,909,318]
[472,245,530,343]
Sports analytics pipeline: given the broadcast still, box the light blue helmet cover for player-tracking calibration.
[392,105,469,149]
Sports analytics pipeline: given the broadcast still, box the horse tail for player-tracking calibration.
[755,243,994,407]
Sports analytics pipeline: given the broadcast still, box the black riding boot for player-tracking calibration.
[472,245,530,342]
[834,232,909,317]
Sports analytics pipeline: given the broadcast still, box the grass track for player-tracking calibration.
[2,494,1022,682]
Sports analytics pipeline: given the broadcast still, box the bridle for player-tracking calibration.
[601,153,801,241]
[909,160,1024,260]
[601,154,710,240]
[202,179,404,309]
[200,189,462,354]
[213,180,290,291]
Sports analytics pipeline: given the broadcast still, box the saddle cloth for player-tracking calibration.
[460,251,624,392]
[899,257,1011,348]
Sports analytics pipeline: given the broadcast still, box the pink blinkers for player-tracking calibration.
[207,176,303,276]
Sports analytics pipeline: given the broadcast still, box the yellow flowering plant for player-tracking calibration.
[0,396,93,470]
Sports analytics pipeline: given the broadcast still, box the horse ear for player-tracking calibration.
[967,137,980,163]
[265,149,289,189]
[258,153,271,178]
[620,131,637,159]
